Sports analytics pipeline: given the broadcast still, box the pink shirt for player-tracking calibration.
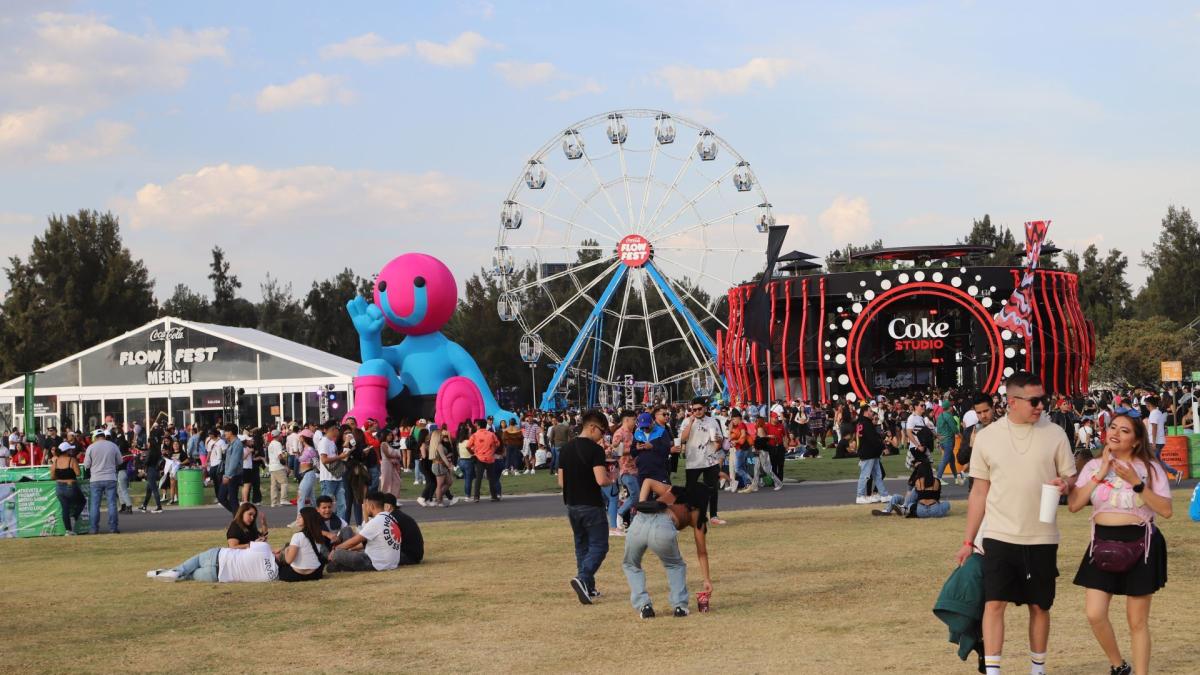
[1074,458,1170,523]
[610,426,637,476]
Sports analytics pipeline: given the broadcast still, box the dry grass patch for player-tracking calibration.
[1,495,1196,674]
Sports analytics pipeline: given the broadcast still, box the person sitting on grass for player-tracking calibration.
[378,492,424,565]
[316,495,354,547]
[226,502,267,548]
[622,478,713,619]
[147,538,279,583]
[326,492,403,573]
[534,444,551,471]
[274,506,325,582]
[871,450,950,518]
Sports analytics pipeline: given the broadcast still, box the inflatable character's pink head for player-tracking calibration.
[372,253,457,336]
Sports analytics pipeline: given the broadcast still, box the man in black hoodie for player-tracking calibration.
[854,405,890,505]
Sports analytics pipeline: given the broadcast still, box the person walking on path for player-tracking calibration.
[218,424,245,514]
[468,420,502,503]
[1067,414,1172,675]
[83,429,123,534]
[855,405,891,505]
[955,372,1077,675]
[558,409,613,605]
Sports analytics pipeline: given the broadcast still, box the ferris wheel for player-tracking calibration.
[494,109,772,410]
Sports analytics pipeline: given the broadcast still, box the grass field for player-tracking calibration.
[125,451,912,505]
[2,494,1195,673]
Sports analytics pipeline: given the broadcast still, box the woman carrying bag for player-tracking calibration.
[1068,413,1172,675]
[275,506,325,582]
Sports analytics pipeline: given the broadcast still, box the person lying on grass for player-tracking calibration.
[622,479,713,619]
[147,539,278,583]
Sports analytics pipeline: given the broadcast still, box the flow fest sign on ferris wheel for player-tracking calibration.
[618,234,652,267]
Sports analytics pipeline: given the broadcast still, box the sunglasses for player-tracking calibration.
[690,407,705,412]
[1010,394,1047,408]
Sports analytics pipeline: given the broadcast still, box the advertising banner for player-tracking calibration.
[13,481,89,537]
[0,466,51,482]
[23,372,35,439]
[0,484,15,539]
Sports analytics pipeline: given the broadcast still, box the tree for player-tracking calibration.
[1063,245,1132,336]
[1094,316,1200,388]
[207,246,257,326]
[960,215,1022,265]
[825,239,889,272]
[256,275,307,342]
[300,269,374,361]
[160,284,211,321]
[0,210,157,380]
[1136,205,1200,320]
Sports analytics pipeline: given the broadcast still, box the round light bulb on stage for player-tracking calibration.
[960,267,967,273]
[846,392,856,402]
[859,280,867,287]
[836,337,847,348]
[875,270,882,276]
[851,303,862,313]
[838,374,850,385]
[914,271,925,281]
[951,277,962,287]
[898,273,909,283]
[1002,329,1013,340]
[1003,367,1015,377]
[932,272,943,282]
[841,319,852,330]
[835,354,846,364]
[968,285,979,295]
[982,297,993,308]
[1005,347,1016,358]
[880,280,892,290]
[864,290,875,300]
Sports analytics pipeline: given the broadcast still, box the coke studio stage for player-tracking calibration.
[718,244,1094,405]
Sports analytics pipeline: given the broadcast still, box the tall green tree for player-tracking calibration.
[0,210,157,379]
[300,268,374,361]
[1063,245,1132,336]
[960,214,1021,265]
[1136,205,1200,320]
[1094,316,1200,388]
[207,246,257,326]
[256,275,306,342]
[825,239,889,272]
[160,283,211,321]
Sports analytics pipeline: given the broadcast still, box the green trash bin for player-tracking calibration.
[1187,434,1200,478]
[176,468,206,507]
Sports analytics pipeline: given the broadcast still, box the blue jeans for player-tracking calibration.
[617,474,640,521]
[89,479,119,534]
[55,482,84,532]
[296,471,319,515]
[882,491,951,518]
[117,471,132,507]
[142,467,162,509]
[288,454,299,479]
[174,547,221,582]
[602,481,619,529]
[936,438,959,479]
[735,450,753,488]
[551,447,562,472]
[623,512,688,611]
[1155,444,1180,478]
[856,458,889,498]
[566,504,609,592]
[458,458,475,495]
[321,479,347,521]
[368,465,381,493]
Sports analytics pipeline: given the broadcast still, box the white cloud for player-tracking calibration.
[818,196,873,245]
[43,120,133,162]
[320,33,410,63]
[114,163,461,232]
[255,74,355,112]
[9,12,227,103]
[413,31,496,67]
[494,61,558,87]
[0,211,37,227]
[655,57,794,103]
[0,107,61,153]
[548,78,605,101]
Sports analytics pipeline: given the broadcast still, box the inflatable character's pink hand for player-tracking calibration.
[435,376,486,434]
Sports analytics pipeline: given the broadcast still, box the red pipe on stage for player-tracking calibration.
[751,342,763,404]
[1029,270,1047,386]
[1067,275,1090,392]
[1037,270,1061,395]
[768,281,778,401]
[798,278,809,402]
[1048,273,1072,394]
[817,277,827,404]
[781,279,792,401]
[729,288,742,405]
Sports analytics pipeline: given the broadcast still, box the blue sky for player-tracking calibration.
[1,1,1197,300]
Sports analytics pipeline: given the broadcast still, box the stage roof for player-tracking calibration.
[848,244,996,261]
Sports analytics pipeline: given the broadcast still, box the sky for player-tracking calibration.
[1,1,1198,302]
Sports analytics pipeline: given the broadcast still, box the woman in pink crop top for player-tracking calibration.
[1068,413,1172,675]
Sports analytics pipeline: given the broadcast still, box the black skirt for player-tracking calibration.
[1073,524,1167,596]
[278,561,323,583]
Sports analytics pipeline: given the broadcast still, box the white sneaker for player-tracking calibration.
[773,483,783,491]
[445,497,460,506]
[855,496,871,504]
[609,528,625,537]
[416,497,427,507]
[502,469,510,476]
[146,568,165,578]
[150,569,179,582]
[870,494,885,503]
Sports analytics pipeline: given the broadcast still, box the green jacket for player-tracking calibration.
[933,553,985,672]
[936,411,959,438]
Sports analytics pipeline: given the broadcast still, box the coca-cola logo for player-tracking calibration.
[617,234,651,268]
[150,327,185,342]
[889,317,950,352]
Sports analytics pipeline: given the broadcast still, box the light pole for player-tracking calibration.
[520,333,543,409]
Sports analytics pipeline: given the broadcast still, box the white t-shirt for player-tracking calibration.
[1149,409,1167,444]
[358,512,403,570]
[1076,425,1093,448]
[285,432,301,456]
[207,439,225,468]
[267,440,286,472]
[217,541,279,582]
[317,435,339,481]
[287,531,322,570]
[0,444,10,467]
[906,414,932,447]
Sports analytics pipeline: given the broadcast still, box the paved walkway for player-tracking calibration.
[112,478,974,534]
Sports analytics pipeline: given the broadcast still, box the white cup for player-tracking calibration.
[1039,483,1060,524]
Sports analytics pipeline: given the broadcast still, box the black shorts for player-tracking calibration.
[1072,524,1167,596]
[981,538,1059,609]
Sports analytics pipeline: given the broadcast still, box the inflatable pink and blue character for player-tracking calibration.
[342,253,515,432]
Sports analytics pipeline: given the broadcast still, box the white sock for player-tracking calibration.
[1030,651,1045,675]
[985,654,1001,674]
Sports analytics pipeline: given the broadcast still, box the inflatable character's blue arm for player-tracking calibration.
[347,297,385,362]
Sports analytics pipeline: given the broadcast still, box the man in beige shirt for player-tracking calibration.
[955,372,1076,675]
